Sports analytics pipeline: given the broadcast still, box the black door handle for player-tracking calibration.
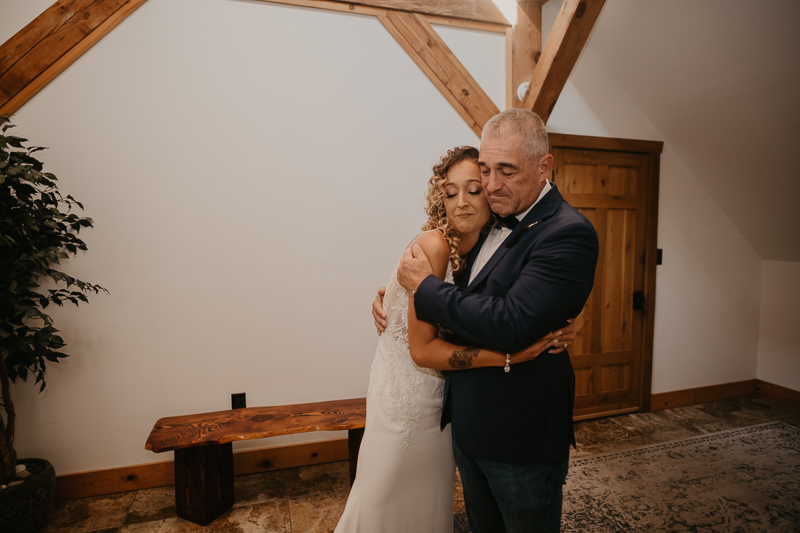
[633,291,645,311]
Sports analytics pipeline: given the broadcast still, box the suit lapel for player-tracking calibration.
[464,184,565,293]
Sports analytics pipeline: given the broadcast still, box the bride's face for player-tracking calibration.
[443,159,492,236]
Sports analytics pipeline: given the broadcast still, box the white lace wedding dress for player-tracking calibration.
[334,262,455,533]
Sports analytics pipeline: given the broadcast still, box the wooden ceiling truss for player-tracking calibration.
[0,0,605,132]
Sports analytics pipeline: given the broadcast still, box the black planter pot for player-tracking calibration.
[0,458,56,533]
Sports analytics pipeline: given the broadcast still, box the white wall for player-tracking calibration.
[2,0,777,476]
[757,261,800,391]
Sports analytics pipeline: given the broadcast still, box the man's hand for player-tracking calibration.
[372,287,387,335]
[397,244,434,293]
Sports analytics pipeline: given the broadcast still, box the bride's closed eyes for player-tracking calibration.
[444,185,483,198]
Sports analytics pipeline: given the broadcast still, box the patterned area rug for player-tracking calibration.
[563,422,800,532]
[454,423,800,533]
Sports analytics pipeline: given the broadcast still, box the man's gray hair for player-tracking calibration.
[482,109,549,161]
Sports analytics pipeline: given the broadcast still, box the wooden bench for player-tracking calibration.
[145,397,367,526]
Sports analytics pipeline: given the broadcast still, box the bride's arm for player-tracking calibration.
[409,299,573,371]
[407,236,575,371]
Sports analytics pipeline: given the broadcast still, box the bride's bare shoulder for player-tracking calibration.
[409,229,449,253]
[409,230,450,276]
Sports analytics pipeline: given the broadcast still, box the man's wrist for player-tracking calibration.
[409,274,435,297]
[413,274,437,297]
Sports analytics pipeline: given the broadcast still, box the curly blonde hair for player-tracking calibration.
[422,146,493,272]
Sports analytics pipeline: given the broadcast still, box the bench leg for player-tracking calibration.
[174,443,234,525]
[347,427,364,487]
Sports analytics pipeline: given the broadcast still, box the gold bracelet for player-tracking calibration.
[504,354,511,373]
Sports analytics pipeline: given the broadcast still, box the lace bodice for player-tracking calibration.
[368,261,452,448]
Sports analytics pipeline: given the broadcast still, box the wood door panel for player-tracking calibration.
[554,146,653,419]
[559,151,640,196]
[574,368,594,396]
[570,206,597,357]
[600,363,631,392]
[601,208,635,353]
[608,164,638,196]
[560,163,596,194]
[573,386,632,407]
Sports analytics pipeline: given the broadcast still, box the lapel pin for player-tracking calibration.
[505,221,540,249]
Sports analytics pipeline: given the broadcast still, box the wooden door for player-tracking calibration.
[550,134,662,419]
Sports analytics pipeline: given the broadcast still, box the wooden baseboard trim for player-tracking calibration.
[756,379,800,410]
[573,406,639,421]
[650,379,758,411]
[54,438,348,502]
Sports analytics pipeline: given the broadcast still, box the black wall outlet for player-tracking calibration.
[232,392,246,409]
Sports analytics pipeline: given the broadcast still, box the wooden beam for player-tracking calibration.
[508,0,543,108]
[250,0,387,18]
[0,0,148,117]
[322,0,509,26]
[253,0,509,33]
[379,11,499,136]
[421,13,508,34]
[520,0,606,123]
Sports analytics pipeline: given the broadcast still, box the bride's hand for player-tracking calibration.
[547,319,576,354]
[372,287,387,335]
[510,319,576,364]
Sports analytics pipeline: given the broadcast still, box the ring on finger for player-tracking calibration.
[563,341,568,349]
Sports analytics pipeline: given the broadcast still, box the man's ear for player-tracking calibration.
[539,154,554,179]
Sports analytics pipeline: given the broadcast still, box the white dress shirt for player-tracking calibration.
[468,181,553,285]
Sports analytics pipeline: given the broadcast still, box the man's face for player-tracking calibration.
[478,134,550,217]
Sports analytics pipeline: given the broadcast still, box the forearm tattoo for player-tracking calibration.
[448,346,479,369]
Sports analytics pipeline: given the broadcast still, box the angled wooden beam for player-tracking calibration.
[324,0,509,26]
[507,0,546,108]
[520,0,606,123]
[0,0,148,118]
[378,11,500,136]
[253,0,508,33]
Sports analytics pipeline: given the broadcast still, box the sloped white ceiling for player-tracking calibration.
[577,0,800,261]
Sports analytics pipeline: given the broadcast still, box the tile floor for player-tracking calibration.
[40,396,800,533]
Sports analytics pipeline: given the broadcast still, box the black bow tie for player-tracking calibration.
[497,215,519,229]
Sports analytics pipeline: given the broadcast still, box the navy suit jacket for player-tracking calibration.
[414,184,599,464]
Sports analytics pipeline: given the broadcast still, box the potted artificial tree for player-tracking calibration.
[0,119,107,533]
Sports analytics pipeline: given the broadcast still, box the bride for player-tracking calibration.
[334,146,574,532]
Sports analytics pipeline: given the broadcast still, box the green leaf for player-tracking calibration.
[6,135,27,147]
[1,119,101,393]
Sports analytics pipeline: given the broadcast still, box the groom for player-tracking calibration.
[386,109,598,532]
